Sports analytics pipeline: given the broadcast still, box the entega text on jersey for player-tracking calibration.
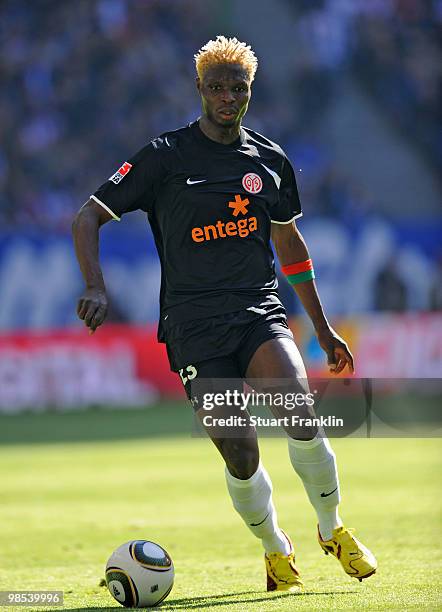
[92,120,302,341]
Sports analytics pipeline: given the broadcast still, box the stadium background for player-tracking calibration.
[1,2,441,611]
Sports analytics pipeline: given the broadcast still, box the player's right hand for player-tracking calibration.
[77,288,108,334]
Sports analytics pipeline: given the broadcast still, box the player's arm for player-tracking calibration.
[72,198,113,333]
[271,220,354,374]
[72,141,163,332]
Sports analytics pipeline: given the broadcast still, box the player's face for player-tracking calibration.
[197,64,251,129]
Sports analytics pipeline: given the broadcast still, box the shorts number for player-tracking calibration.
[179,365,197,386]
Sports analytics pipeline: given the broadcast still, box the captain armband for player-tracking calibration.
[281,259,315,285]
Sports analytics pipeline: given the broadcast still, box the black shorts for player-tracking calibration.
[165,301,294,402]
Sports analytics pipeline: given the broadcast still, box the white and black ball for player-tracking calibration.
[105,540,174,608]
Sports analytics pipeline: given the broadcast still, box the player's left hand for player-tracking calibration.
[316,327,355,375]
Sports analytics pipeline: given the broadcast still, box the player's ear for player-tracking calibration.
[196,77,201,92]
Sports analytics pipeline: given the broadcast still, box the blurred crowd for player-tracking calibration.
[0,0,206,230]
[352,0,441,172]
[1,0,440,233]
[282,0,441,215]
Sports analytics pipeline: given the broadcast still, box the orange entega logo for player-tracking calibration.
[191,194,258,243]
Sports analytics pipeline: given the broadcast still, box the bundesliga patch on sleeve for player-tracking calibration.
[109,161,132,184]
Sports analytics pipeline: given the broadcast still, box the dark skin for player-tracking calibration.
[72,63,354,478]
[196,64,251,144]
[72,201,110,333]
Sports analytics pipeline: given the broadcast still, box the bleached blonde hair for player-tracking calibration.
[194,35,258,81]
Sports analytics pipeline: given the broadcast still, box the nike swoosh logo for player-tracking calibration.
[320,486,338,498]
[250,512,269,527]
[186,178,206,185]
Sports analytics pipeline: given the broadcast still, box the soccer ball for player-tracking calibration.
[105,540,174,608]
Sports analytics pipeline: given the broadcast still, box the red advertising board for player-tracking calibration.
[288,313,442,378]
[0,314,440,412]
[0,325,182,413]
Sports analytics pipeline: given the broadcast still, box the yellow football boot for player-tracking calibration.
[318,525,377,582]
[265,530,304,593]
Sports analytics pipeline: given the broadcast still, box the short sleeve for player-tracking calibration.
[91,142,167,220]
[270,157,302,224]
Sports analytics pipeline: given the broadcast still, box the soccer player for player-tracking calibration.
[72,36,377,593]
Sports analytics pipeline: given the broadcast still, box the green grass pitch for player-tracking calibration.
[1,405,441,611]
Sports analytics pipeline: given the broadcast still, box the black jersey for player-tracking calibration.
[91,120,302,342]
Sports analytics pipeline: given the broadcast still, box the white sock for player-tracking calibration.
[288,434,343,541]
[225,461,291,555]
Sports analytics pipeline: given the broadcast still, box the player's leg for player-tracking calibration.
[181,358,290,554]
[206,427,303,592]
[245,337,342,540]
[245,336,377,581]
